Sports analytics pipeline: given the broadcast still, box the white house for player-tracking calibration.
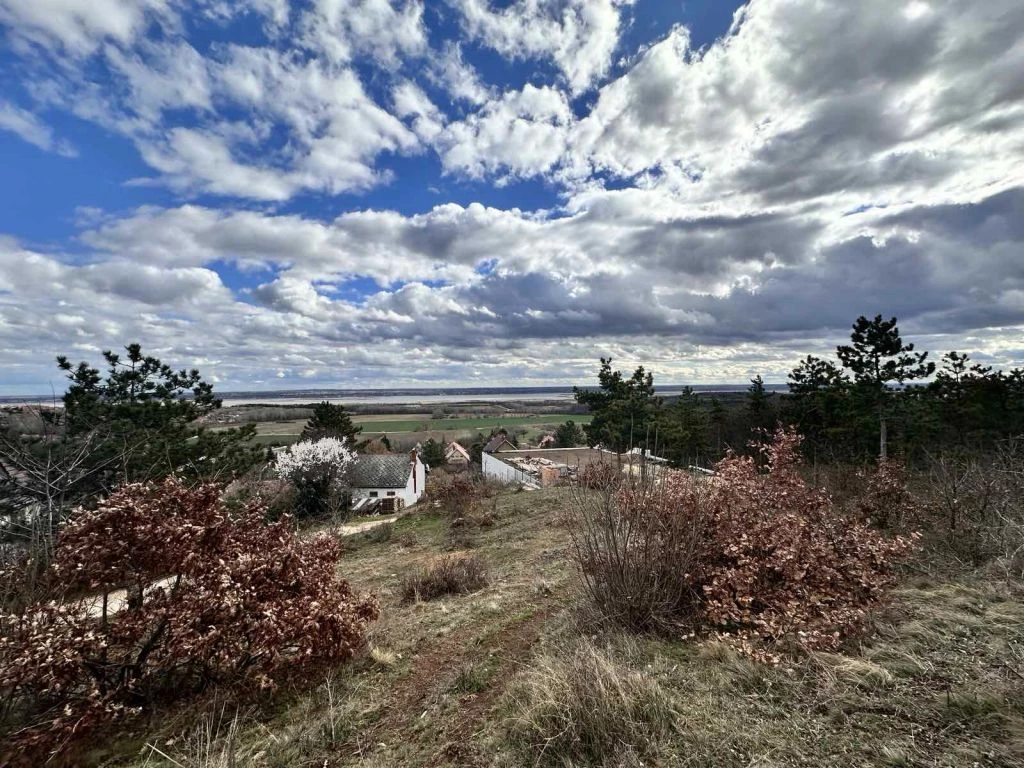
[349,450,426,512]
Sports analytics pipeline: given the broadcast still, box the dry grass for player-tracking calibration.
[84,486,1024,768]
[400,552,489,602]
[501,636,678,767]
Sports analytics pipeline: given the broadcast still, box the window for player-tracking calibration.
[369,491,378,497]
[387,491,396,497]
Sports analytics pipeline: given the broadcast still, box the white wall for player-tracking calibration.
[482,452,538,487]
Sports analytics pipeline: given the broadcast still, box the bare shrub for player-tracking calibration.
[568,428,918,656]
[917,442,1024,575]
[502,637,677,767]
[578,460,621,490]
[401,553,488,602]
[0,478,379,761]
[568,474,707,633]
[427,470,490,515]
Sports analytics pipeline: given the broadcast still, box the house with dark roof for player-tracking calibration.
[348,450,426,513]
[482,434,516,454]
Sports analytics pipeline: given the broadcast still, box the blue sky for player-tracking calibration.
[0,0,1022,394]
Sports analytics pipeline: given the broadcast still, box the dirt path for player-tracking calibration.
[351,594,562,766]
[335,515,398,536]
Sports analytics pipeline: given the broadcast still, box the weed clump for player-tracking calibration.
[401,553,488,602]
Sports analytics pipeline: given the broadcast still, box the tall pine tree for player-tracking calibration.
[836,315,933,459]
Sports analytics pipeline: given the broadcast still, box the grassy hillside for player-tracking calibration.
[99,486,1024,768]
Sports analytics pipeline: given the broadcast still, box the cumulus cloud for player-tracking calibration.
[567,0,1024,214]
[2,0,1024,391]
[0,0,171,55]
[438,84,573,179]
[453,0,633,94]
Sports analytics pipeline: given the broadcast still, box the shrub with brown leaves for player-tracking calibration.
[855,458,918,529]
[570,428,917,658]
[699,429,917,655]
[0,478,379,762]
[427,470,479,514]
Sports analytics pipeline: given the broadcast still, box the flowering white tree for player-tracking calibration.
[274,438,355,519]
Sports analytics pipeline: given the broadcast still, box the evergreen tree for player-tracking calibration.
[787,355,848,395]
[300,401,362,446]
[13,344,262,507]
[554,420,586,448]
[836,315,934,459]
[785,355,850,459]
[745,375,775,435]
[420,438,446,468]
[574,358,660,452]
[657,387,709,467]
[709,397,727,456]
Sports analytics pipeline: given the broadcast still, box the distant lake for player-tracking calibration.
[1,384,787,408]
[217,384,783,407]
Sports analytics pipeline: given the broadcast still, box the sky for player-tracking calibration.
[0,0,1022,395]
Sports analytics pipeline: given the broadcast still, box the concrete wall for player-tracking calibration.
[482,451,538,487]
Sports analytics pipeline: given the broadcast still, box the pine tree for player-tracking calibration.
[420,438,446,468]
[657,387,709,466]
[300,401,362,446]
[574,358,659,452]
[554,420,585,448]
[746,375,775,436]
[709,397,727,456]
[836,315,934,459]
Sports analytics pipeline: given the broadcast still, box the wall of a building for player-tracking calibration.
[482,451,538,486]
[352,458,426,508]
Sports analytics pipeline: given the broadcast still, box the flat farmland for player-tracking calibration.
[227,413,592,445]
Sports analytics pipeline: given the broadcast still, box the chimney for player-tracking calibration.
[409,448,418,492]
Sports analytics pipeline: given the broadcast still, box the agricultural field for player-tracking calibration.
[225,413,592,446]
[97,485,1024,768]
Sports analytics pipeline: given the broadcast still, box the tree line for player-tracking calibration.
[574,315,1024,466]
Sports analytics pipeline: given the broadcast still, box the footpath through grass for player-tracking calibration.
[106,487,1023,768]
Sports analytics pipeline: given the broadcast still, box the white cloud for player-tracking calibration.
[438,84,573,179]
[453,0,633,94]
[0,0,171,55]
[566,0,1024,215]
[299,0,428,68]
[428,42,492,106]
[0,100,76,156]
[3,0,1024,390]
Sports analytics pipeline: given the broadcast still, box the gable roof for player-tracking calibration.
[349,455,412,488]
[483,435,515,453]
[445,442,471,460]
